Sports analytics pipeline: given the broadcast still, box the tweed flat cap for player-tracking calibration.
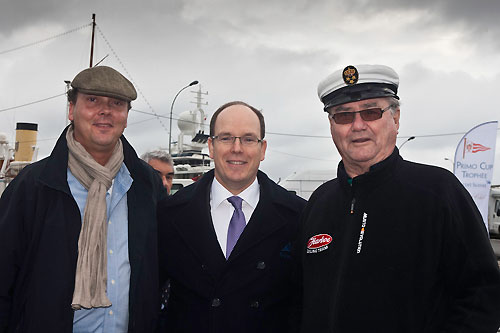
[71,66,137,101]
[318,64,399,111]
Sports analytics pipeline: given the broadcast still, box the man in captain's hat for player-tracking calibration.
[292,64,500,332]
[0,66,167,332]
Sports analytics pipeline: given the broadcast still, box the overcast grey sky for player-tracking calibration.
[1,0,499,183]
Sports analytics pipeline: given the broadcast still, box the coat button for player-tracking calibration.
[256,261,266,269]
[250,301,259,308]
[211,298,221,307]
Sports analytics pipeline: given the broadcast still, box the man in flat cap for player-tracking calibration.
[0,66,167,332]
[292,64,500,332]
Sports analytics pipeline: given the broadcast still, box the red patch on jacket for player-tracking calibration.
[306,234,332,254]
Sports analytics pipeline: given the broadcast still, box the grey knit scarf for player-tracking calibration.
[66,126,124,310]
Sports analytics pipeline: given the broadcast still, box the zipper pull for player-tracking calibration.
[350,197,356,214]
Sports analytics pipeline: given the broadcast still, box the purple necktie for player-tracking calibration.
[226,196,245,259]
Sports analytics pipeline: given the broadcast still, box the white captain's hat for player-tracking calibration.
[318,64,399,111]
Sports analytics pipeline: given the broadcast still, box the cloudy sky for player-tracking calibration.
[1,0,499,184]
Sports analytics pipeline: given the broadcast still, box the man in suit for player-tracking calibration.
[158,101,306,332]
[0,66,166,332]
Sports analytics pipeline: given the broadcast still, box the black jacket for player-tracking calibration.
[158,169,306,333]
[294,148,500,332]
[0,127,166,332]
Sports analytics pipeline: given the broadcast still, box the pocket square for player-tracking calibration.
[280,242,292,259]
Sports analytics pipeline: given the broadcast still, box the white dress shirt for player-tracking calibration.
[210,177,260,257]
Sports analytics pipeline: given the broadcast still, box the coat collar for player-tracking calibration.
[337,146,402,194]
[38,126,72,194]
[227,170,293,261]
[168,169,226,275]
[167,169,296,276]
[167,169,298,212]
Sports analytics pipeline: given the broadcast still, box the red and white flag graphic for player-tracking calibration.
[471,143,491,153]
[464,139,492,157]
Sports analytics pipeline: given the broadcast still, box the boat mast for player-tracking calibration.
[65,14,96,124]
[190,85,208,133]
[89,13,96,67]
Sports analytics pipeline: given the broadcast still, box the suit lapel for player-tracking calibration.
[227,172,288,262]
[170,172,227,278]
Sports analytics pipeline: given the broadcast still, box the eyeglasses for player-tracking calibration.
[328,105,393,125]
[211,135,263,146]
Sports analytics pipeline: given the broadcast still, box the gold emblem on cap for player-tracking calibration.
[342,65,358,85]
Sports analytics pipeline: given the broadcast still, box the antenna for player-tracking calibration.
[94,54,109,67]
[89,14,96,67]
[190,85,208,132]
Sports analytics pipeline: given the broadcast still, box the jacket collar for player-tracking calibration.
[337,147,402,193]
[38,126,72,194]
[167,169,294,275]
[227,170,291,262]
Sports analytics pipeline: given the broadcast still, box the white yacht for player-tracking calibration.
[168,85,213,194]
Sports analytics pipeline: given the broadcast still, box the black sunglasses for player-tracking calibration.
[329,105,393,125]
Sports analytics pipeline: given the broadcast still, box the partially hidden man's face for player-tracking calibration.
[69,93,128,158]
[148,158,174,194]
[328,97,400,174]
[208,105,267,195]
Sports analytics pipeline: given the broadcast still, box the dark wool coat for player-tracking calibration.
[0,127,166,332]
[158,169,306,333]
[293,148,500,333]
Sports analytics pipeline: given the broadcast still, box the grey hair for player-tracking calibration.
[386,97,400,115]
[141,150,173,166]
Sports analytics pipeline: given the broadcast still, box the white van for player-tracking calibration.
[171,179,195,195]
[489,185,500,237]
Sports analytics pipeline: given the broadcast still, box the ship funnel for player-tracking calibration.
[14,122,38,162]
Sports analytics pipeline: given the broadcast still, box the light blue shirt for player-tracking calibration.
[68,163,133,333]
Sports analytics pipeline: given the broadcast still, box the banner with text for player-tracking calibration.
[454,121,498,231]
